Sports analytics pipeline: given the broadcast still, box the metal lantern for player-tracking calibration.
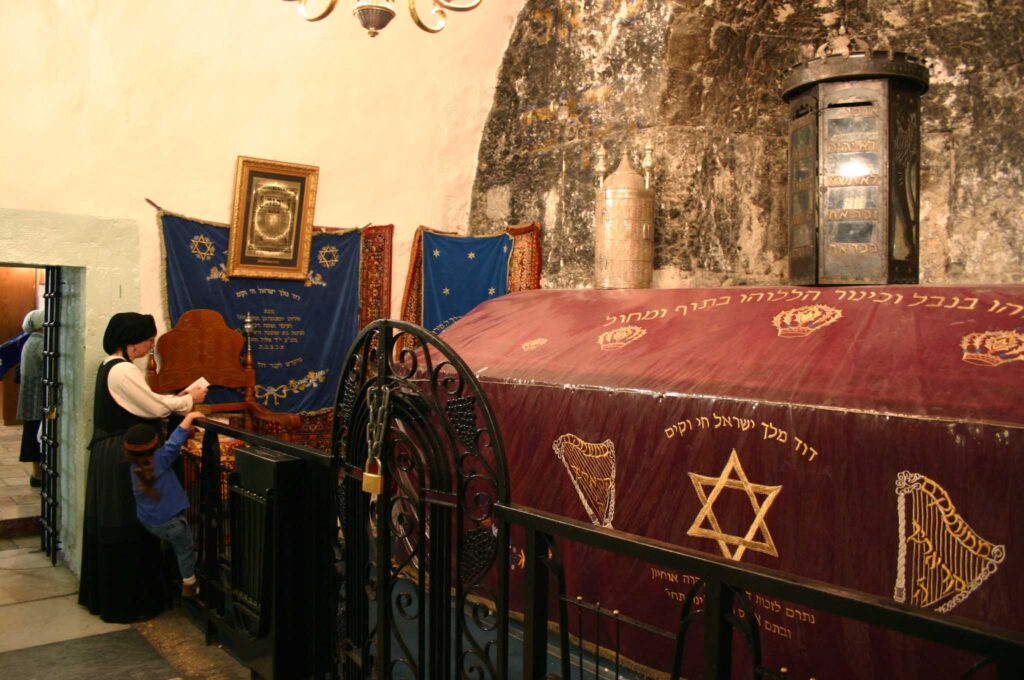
[353,0,395,36]
[594,145,656,289]
[782,51,929,285]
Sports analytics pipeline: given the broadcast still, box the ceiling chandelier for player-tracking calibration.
[282,0,483,37]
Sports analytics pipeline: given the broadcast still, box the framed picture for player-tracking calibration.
[227,156,319,280]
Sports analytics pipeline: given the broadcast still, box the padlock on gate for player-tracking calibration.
[362,383,391,495]
[361,456,383,495]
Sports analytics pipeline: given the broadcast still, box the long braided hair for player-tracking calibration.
[123,424,162,499]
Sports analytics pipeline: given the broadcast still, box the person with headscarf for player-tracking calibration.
[16,309,44,486]
[78,311,208,623]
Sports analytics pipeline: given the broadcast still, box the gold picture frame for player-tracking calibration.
[227,156,319,280]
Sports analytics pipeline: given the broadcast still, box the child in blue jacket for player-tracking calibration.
[123,411,203,598]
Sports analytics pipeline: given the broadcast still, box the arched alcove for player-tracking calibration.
[470,0,1024,287]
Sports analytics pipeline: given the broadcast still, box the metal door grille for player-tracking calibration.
[228,482,273,639]
[39,266,61,563]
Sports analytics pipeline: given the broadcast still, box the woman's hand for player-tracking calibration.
[186,385,208,404]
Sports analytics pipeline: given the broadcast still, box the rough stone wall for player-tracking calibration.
[469,0,1024,288]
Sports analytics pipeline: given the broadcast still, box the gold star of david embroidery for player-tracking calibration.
[687,449,782,562]
[317,245,339,268]
[488,287,496,295]
[442,287,451,296]
[190,235,215,261]
[432,249,440,257]
[468,251,476,260]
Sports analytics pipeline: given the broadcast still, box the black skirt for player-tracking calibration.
[77,433,167,623]
[19,419,41,463]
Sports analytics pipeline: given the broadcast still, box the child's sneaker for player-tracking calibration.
[181,580,199,599]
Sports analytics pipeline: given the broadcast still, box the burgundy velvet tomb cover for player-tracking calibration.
[438,285,1024,678]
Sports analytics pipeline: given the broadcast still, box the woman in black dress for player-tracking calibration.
[78,312,207,623]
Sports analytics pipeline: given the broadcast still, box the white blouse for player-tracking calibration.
[104,357,193,418]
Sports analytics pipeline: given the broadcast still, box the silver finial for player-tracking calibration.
[642,143,654,190]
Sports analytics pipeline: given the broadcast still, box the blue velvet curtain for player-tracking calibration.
[422,231,513,334]
[162,213,360,413]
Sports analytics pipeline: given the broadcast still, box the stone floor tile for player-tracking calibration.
[0,629,179,679]
[0,549,79,606]
[0,593,129,654]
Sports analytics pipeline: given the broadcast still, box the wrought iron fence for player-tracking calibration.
[498,503,1024,680]
[186,420,338,678]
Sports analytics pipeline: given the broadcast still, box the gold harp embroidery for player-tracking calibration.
[894,471,1005,613]
[552,434,616,528]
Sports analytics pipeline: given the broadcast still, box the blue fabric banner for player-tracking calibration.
[0,332,28,380]
[422,231,513,334]
[161,213,360,413]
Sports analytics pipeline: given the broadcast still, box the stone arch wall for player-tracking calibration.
[469,0,1024,287]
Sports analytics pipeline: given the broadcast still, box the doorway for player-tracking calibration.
[0,266,44,425]
[0,265,66,562]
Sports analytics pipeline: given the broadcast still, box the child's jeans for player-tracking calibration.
[145,512,196,580]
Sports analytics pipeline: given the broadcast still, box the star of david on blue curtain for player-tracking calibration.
[162,213,360,413]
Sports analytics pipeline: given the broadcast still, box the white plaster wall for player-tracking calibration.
[0,208,142,572]
[0,0,524,320]
[0,0,524,572]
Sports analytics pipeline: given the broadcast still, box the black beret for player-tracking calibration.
[102,312,157,355]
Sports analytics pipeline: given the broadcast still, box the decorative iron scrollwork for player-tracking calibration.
[446,395,478,449]
[333,320,509,680]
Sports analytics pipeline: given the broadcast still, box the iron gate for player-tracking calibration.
[39,265,62,563]
[332,320,510,679]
